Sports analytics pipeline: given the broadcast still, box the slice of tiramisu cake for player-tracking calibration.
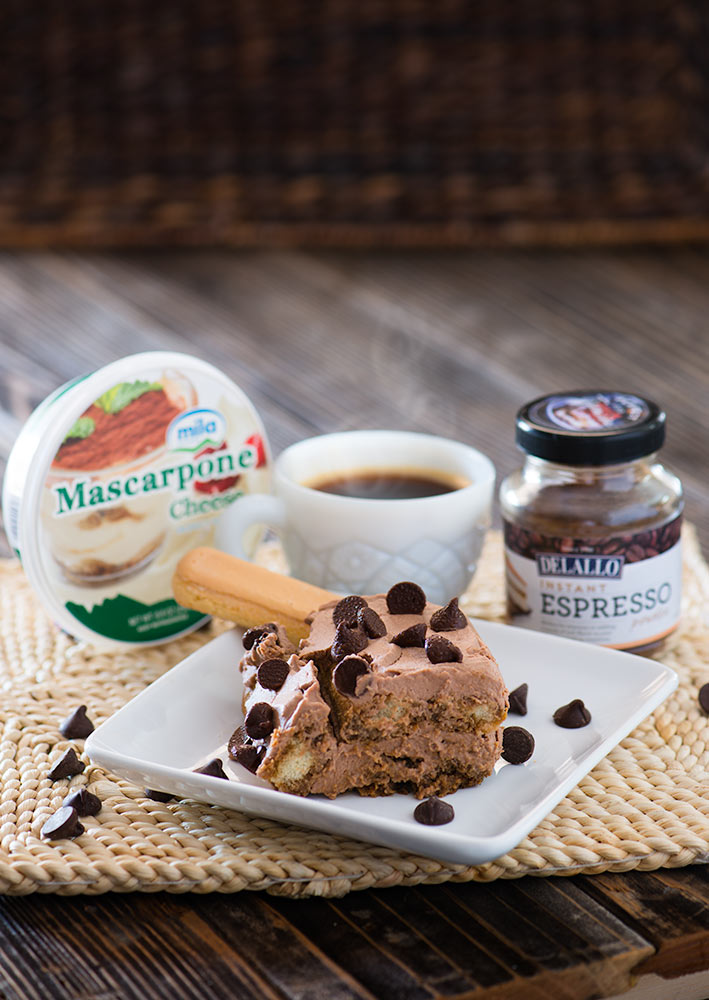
[229,581,508,798]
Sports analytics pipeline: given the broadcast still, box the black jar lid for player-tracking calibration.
[516,391,666,465]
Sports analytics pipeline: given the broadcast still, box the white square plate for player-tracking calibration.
[85,623,677,866]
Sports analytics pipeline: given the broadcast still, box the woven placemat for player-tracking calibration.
[1,529,708,898]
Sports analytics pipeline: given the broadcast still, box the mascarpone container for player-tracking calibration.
[3,351,271,647]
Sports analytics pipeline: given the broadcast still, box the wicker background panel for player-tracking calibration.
[2,1,709,247]
[0,529,707,898]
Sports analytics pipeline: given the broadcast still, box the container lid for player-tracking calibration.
[515,391,666,465]
[2,352,271,647]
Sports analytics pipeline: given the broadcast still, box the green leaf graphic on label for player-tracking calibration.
[66,594,208,641]
[64,416,95,442]
[95,380,162,415]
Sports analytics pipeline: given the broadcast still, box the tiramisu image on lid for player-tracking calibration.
[3,352,271,647]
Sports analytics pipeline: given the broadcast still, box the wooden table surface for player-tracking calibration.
[0,249,708,1000]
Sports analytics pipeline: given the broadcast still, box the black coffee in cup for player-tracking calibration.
[307,469,468,500]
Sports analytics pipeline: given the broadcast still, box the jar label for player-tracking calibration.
[503,516,682,648]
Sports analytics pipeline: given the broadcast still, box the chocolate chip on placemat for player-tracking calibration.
[553,699,592,728]
[425,636,463,663]
[502,726,535,764]
[332,595,368,627]
[242,623,276,650]
[194,758,228,779]
[331,622,368,660]
[430,598,467,631]
[41,806,84,840]
[244,702,277,740]
[699,683,709,715]
[358,606,387,639]
[392,623,427,647]
[386,581,426,615]
[257,658,290,691]
[413,797,455,826]
[508,683,529,716]
[333,656,370,696]
[48,748,85,781]
[62,787,102,816]
[59,705,94,739]
[144,788,175,803]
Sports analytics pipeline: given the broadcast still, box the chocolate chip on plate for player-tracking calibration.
[413,797,455,826]
[425,635,462,664]
[358,606,387,639]
[257,658,290,691]
[386,581,426,615]
[244,702,277,740]
[430,598,467,632]
[242,623,276,650]
[553,699,592,728]
[41,806,84,840]
[193,758,228,779]
[508,683,529,716]
[333,655,370,696]
[331,622,368,660]
[144,788,175,803]
[232,742,266,774]
[59,705,95,739]
[332,596,368,627]
[392,623,427,648]
[228,726,267,773]
[48,748,86,781]
[502,726,535,764]
[62,787,102,816]
[698,683,709,715]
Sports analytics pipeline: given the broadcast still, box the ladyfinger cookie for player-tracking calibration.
[172,547,336,643]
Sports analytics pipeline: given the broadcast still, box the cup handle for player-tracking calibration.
[215,493,286,560]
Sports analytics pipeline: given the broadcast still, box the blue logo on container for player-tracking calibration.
[167,408,226,452]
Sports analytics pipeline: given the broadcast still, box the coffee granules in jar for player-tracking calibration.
[499,392,683,653]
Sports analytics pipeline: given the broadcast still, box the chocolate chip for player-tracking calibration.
[333,656,370,696]
[699,683,709,715]
[59,705,94,739]
[358,606,387,639]
[41,806,84,840]
[386,581,426,615]
[244,702,277,740]
[48,748,85,781]
[242,623,276,650]
[508,683,529,716]
[413,797,455,825]
[424,636,463,663]
[502,726,535,764]
[232,743,266,773]
[392,623,427,647]
[257,658,290,691]
[194,758,228,779]
[62,787,102,816]
[553,699,592,728]
[331,622,368,661]
[144,788,175,803]
[228,726,267,773]
[333,595,368,627]
[430,598,467,632]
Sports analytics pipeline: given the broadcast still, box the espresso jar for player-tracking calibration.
[499,391,683,653]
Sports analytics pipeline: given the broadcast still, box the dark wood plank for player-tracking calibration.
[575,868,709,980]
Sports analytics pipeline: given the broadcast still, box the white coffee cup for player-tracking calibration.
[216,429,495,604]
